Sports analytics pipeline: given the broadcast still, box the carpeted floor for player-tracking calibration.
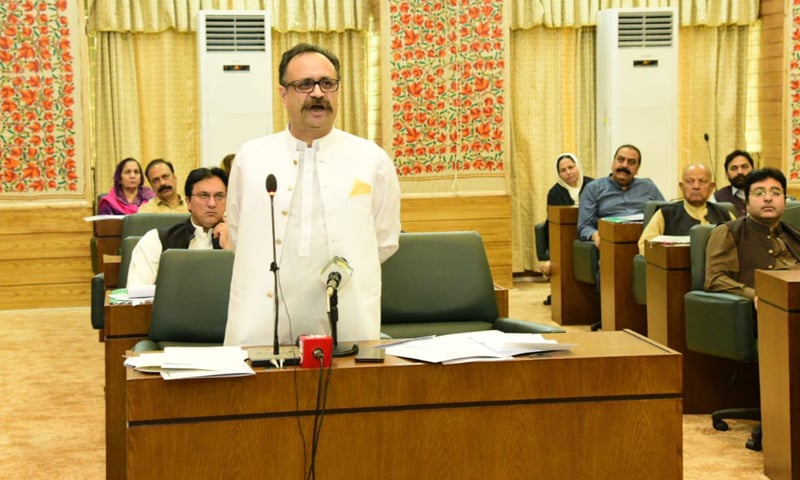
[0,282,770,478]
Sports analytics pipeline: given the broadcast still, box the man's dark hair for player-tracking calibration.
[744,167,786,199]
[724,150,754,171]
[613,144,642,165]
[185,167,228,198]
[144,158,175,181]
[278,43,341,85]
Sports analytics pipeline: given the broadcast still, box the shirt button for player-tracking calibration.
[768,249,774,254]
[276,239,282,245]
[281,210,288,216]
[287,185,294,191]
[267,291,274,298]
[293,160,298,166]
[768,265,774,269]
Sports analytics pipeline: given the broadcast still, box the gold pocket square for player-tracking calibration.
[349,179,372,197]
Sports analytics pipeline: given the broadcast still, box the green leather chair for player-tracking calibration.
[90,235,142,330]
[90,213,190,331]
[133,249,234,351]
[534,222,549,262]
[380,231,564,338]
[683,223,761,450]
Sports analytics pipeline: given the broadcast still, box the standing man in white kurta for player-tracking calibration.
[223,43,401,347]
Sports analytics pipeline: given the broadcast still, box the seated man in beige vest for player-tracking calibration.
[705,167,800,304]
[138,159,188,213]
[638,164,734,255]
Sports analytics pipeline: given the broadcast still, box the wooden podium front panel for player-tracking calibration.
[756,270,800,480]
[94,218,123,273]
[104,302,152,480]
[548,206,600,325]
[126,331,683,480]
[646,244,759,414]
[599,220,646,334]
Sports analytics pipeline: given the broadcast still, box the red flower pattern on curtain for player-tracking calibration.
[388,0,504,176]
[789,0,800,182]
[0,0,77,193]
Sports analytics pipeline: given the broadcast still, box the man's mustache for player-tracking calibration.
[616,167,632,175]
[303,98,332,111]
[158,185,172,193]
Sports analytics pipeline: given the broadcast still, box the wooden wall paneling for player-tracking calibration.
[400,195,512,287]
[0,205,94,310]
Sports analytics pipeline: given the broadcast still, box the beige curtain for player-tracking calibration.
[510,0,758,29]
[89,1,368,196]
[510,27,596,271]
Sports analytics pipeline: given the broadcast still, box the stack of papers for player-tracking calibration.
[602,213,644,224]
[109,287,154,306]
[124,346,254,380]
[648,235,690,245]
[382,330,576,364]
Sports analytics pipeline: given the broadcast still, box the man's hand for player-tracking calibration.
[591,231,600,248]
[213,222,230,250]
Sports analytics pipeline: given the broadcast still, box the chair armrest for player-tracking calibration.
[494,317,565,334]
[91,273,105,330]
[132,339,159,352]
[493,283,509,318]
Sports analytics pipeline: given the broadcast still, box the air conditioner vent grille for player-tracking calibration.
[617,11,673,48]
[204,15,267,52]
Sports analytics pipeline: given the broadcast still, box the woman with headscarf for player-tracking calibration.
[540,153,593,304]
[97,157,154,215]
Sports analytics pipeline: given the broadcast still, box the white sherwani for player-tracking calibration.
[224,128,401,346]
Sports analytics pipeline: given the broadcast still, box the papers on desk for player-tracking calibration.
[109,287,154,306]
[602,213,644,223]
[124,346,255,380]
[84,214,125,222]
[384,330,576,364]
[648,235,690,245]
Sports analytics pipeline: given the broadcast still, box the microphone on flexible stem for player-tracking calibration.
[320,256,358,357]
[266,174,280,356]
[249,174,300,368]
[703,132,716,188]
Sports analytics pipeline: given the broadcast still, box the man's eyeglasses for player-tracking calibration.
[283,78,340,93]
[750,187,784,199]
[193,192,226,201]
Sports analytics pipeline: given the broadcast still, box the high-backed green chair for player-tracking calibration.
[683,223,761,450]
[380,231,564,338]
[90,213,190,331]
[132,249,234,351]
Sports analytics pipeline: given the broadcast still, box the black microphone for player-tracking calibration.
[265,174,277,197]
[703,133,716,185]
[319,257,356,357]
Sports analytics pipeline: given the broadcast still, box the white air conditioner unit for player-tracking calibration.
[198,10,272,167]
[596,7,678,199]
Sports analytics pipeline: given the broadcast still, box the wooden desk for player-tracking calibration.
[94,218,122,273]
[755,270,800,480]
[646,243,759,413]
[104,301,152,480]
[126,330,683,480]
[548,206,600,325]
[599,220,646,334]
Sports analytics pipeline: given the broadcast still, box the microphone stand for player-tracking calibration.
[249,175,299,368]
[327,287,357,357]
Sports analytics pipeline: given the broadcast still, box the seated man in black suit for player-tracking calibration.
[638,163,734,255]
[127,167,229,286]
[713,149,754,218]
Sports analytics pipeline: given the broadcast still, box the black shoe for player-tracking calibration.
[543,294,551,306]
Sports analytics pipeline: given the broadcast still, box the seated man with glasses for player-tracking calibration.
[127,167,230,286]
[705,167,800,303]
